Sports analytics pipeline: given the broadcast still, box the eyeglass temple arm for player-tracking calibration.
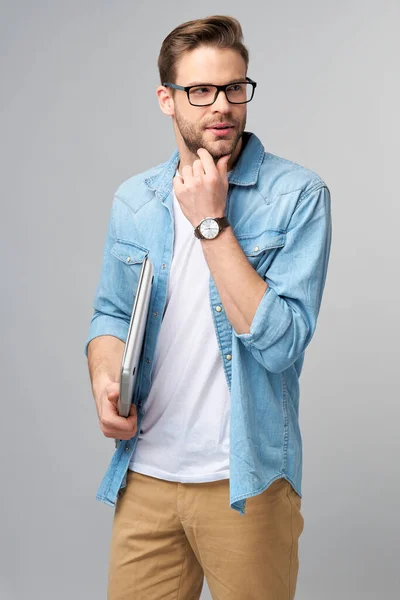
[162,82,186,90]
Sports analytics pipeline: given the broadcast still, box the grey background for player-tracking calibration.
[1,1,398,598]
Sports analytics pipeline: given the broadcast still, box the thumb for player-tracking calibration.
[106,383,119,397]
[106,385,119,406]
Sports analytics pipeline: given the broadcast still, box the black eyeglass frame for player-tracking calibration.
[162,76,257,106]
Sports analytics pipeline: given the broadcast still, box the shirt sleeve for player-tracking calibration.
[233,183,332,373]
[84,197,130,357]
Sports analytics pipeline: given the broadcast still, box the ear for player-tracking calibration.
[156,86,174,117]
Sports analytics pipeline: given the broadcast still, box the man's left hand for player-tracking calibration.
[173,148,231,228]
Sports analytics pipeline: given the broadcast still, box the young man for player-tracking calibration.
[85,15,332,600]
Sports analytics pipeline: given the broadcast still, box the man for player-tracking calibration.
[85,15,332,600]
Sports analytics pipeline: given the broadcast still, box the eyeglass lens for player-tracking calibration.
[189,82,253,105]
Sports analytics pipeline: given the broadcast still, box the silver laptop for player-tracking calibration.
[117,255,154,421]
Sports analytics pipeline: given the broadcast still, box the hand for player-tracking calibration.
[94,380,137,440]
[173,148,231,228]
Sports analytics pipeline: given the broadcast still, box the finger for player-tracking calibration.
[174,171,184,182]
[181,164,193,182]
[101,403,137,435]
[119,411,137,432]
[125,407,138,430]
[110,416,137,439]
[197,148,217,175]
[216,153,231,179]
[192,158,205,178]
[173,174,184,194]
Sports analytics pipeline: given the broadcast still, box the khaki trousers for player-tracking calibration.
[107,470,304,600]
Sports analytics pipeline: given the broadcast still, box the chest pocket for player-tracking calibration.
[236,229,286,271]
[110,239,150,314]
[111,239,149,264]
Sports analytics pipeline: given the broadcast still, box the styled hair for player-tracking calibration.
[157,15,249,88]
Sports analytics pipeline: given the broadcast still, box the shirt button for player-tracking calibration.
[226,354,232,361]
[153,311,158,317]
[162,264,166,269]
[146,358,150,364]
[125,446,131,452]
[126,256,131,262]
[215,305,222,312]
[253,246,259,252]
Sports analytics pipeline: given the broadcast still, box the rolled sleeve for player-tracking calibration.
[234,184,332,373]
[84,196,130,357]
[84,313,129,357]
[235,285,292,347]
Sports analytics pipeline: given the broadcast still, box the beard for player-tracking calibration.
[174,109,246,161]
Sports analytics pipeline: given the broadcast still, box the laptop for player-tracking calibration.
[117,255,154,425]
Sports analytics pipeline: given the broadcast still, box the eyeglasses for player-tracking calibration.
[162,77,257,107]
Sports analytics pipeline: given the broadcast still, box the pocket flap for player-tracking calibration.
[111,239,149,264]
[237,229,286,256]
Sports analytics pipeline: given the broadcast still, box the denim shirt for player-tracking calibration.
[84,131,332,516]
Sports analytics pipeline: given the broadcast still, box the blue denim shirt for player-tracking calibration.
[84,131,332,515]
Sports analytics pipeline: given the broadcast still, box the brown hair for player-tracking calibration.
[157,15,249,89]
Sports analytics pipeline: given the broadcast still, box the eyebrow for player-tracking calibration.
[185,78,246,86]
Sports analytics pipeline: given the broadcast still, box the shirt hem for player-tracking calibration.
[128,463,230,483]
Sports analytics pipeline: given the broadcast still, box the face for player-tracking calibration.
[158,46,248,164]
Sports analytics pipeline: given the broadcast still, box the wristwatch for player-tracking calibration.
[194,216,230,240]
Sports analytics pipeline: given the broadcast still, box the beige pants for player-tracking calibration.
[108,470,304,600]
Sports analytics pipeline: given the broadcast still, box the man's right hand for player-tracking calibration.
[94,380,138,440]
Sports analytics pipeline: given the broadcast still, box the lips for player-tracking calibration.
[206,123,235,137]
[207,123,234,130]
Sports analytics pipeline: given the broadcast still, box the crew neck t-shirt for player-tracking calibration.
[128,169,232,482]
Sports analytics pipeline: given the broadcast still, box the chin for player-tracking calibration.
[203,140,234,157]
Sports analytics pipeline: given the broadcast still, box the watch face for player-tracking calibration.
[199,218,219,239]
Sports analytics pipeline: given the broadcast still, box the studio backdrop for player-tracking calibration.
[0,1,398,599]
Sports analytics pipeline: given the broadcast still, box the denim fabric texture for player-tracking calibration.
[84,130,332,515]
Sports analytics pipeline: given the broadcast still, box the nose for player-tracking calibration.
[212,89,231,112]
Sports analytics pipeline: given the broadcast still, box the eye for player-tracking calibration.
[227,84,244,92]
[192,86,212,95]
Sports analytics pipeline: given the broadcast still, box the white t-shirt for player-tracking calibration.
[128,170,231,482]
